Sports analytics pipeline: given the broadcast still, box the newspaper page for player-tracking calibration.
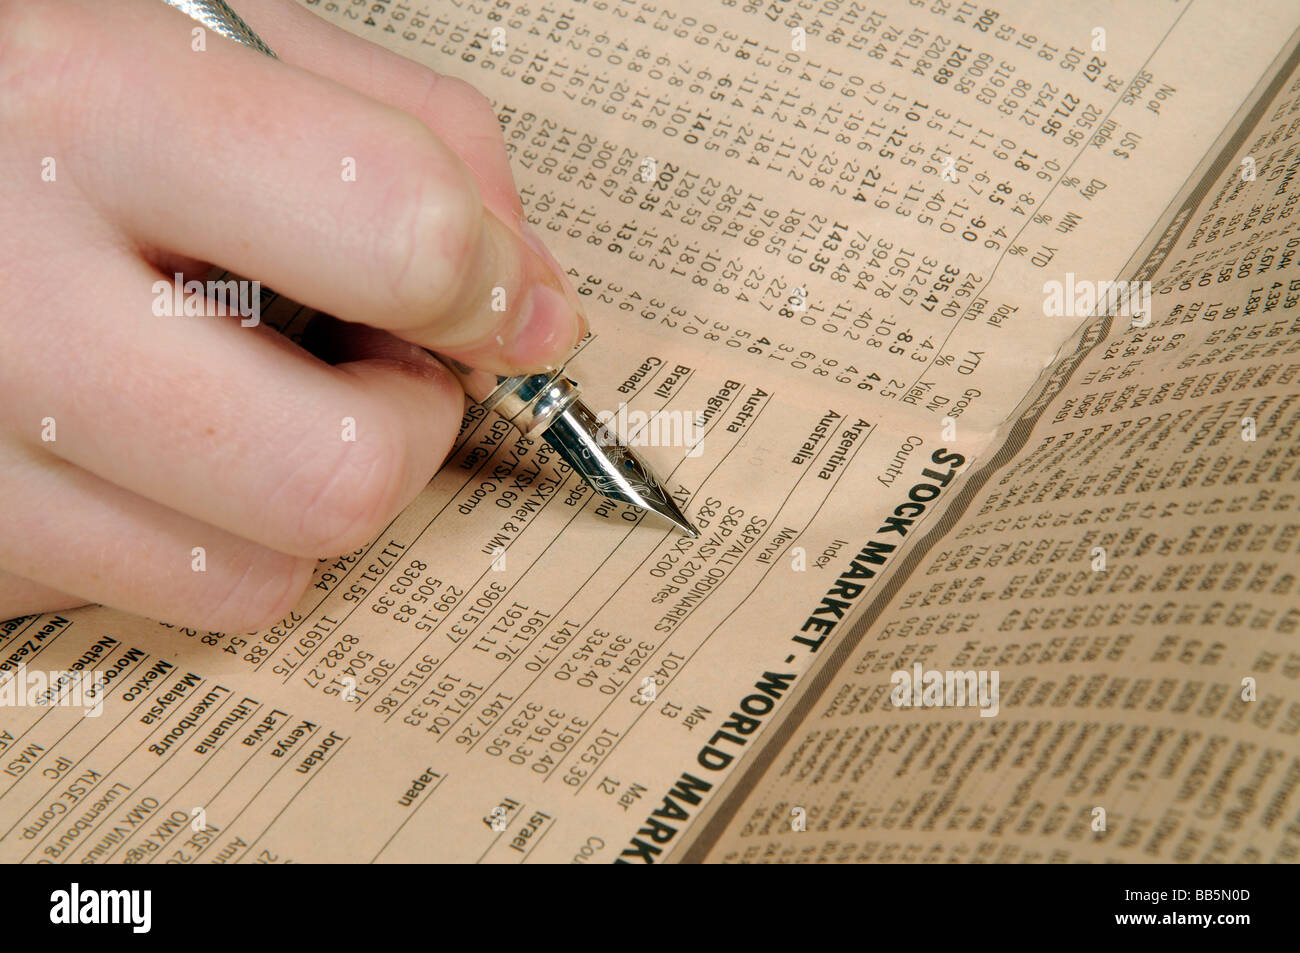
[1,0,1297,864]
[685,18,1300,864]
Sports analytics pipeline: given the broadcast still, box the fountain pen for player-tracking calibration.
[159,0,698,538]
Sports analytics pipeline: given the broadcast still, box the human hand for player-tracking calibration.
[0,0,585,628]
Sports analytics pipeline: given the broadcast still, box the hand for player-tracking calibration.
[0,0,585,629]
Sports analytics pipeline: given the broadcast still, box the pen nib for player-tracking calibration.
[542,401,699,537]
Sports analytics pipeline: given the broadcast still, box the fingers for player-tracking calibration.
[0,0,592,630]
[0,441,314,632]
[233,0,527,225]
[55,0,584,375]
[230,0,591,366]
[0,251,465,560]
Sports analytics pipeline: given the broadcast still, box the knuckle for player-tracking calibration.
[284,427,408,557]
[373,123,483,325]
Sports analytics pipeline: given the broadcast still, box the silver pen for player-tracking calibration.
[158,0,698,537]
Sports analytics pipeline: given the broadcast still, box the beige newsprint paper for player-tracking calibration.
[2,0,1298,863]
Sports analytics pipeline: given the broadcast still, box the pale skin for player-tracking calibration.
[0,0,587,629]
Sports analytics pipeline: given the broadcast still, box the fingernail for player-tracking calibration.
[520,223,587,326]
[501,283,581,371]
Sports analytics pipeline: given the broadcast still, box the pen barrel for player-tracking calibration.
[443,360,582,437]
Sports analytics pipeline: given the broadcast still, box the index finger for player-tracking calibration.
[58,0,585,375]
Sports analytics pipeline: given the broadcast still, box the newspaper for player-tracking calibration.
[1,0,1298,864]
